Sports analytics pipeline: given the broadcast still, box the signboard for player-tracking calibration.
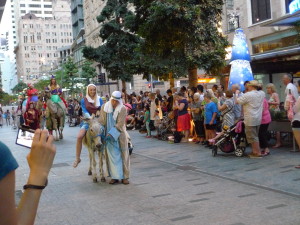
[197,78,217,83]
[289,0,300,14]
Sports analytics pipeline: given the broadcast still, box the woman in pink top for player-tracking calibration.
[258,93,272,156]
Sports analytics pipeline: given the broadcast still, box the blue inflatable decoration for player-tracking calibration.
[228,28,254,92]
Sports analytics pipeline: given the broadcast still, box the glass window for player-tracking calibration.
[20,4,25,7]
[252,31,298,54]
[226,0,234,8]
[44,5,52,8]
[29,4,41,8]
[251,0,271,24]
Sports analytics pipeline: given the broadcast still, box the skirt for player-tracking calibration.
[177,113,191,131]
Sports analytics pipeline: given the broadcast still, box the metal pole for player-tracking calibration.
[150,74,153,92]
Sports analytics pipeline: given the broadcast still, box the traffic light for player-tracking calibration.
[98,73,106,84]
[148,83,151,88]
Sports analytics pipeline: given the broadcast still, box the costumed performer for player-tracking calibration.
[73,84,104,168]
[26,84,38,111]
[99,91,130,185]
[24,102,40,130]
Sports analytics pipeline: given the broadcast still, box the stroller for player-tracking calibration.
[212,120,247,157]
[158,113,176,141]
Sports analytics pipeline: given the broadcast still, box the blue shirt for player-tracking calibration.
[205,102,218,124]
[0,141,18,181]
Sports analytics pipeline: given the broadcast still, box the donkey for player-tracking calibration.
[82,116,106,183]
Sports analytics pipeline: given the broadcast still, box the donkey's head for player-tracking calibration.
[87,116,104,149]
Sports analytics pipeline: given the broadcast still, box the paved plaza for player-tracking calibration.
[1,124,300,225]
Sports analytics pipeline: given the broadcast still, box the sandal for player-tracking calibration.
[272,144,282,148]
[109,179,119,184]
[73,158,81,168]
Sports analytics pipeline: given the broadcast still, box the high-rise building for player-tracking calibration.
[70,0,84,68]
[15,0,73,83]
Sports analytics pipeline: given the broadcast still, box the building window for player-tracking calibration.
[251,0,271,24]
[20,4,25,7]
[44,11,52,14]
[226,0,234,8]
[29,4,41,8]
[44,5,52,8]
[286,0,296,13]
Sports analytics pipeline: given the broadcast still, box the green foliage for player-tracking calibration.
[62,57,79,96]
[81,60,97,84]
[128,0,229,77]
[64,56,78,78]
[34,79,50,91]
[0,89,17,105]
[82,0,145,84]
[11,81,27,94]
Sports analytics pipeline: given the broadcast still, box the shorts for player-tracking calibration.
[80,121,89,131]
[205,124,216,130]
[245,125,259,144]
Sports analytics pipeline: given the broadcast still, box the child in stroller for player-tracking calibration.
[211,120,247,157]
[158,111,176,141]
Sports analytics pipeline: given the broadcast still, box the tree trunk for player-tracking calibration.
[121,80,128,103]
[169,72,174,89]
[188,67,198,88]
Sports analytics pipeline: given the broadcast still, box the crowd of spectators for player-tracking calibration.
[122,74,300,165]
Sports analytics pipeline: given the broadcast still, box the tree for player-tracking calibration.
[34,79,50,91]
[63,57,78,96]
[82,0,146,91]
[128,0,229,87]
[11,81,27,94]
[81,60,97,85]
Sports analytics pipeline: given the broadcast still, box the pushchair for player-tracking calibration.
[159,113,176,141]
[212,120,247,157]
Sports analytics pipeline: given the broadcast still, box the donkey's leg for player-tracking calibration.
[88,148,92,176]
[92,150,97,183]
[98,150,105,182]
[52,117,59,141]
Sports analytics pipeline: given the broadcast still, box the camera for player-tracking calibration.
[16,125,35,148]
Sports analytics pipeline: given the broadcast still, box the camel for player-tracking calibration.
[43,90,66,141]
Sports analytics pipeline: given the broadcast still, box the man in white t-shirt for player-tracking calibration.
[283,74,299,110]
[236,80,265,158]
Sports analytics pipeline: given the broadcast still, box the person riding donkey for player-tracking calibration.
[73,84,104,168]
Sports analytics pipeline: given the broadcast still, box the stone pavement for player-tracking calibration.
[1,125,300,225]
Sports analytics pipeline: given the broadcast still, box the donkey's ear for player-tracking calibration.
[91,114,95,120]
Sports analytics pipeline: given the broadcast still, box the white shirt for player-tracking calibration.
[237,90,265,126]
[285,83,299,110]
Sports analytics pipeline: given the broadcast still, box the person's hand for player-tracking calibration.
[27,129,56,186]
[105,134,113,142]
[209,121,213,125]
[235,90,240,95]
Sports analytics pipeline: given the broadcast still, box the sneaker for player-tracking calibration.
[132,127,136,130]
[248,153,262,158]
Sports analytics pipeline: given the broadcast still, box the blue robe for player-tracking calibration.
[105,111,124,180]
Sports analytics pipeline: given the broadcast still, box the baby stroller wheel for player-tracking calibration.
[234,147,245,157]
[212,146,217,157]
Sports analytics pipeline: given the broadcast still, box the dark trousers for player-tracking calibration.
[258,123,269,148]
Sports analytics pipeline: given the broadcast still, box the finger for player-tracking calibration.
[47,134,54,145]
[33,129,42,143]
[40,129,49,143]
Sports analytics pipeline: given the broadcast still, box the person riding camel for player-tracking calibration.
[46,75,67,108]
[26,83,38,111]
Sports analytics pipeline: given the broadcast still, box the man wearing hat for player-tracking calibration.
[99,91,130,184]
[236,80,265,158]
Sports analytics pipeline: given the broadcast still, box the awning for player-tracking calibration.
[262,10,300,27]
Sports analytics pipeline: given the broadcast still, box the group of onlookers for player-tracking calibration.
[0,107,17,128]
[67,99,82,126]
[124,74,300,166]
